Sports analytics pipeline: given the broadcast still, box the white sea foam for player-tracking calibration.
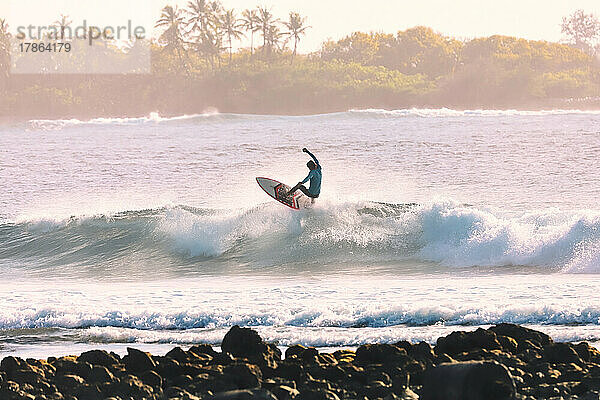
[4,201,600,272]
[27,111,220,131]
[349,108,600,117]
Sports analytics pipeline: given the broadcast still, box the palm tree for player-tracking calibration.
[155,5,188,72]
[222,9,244,63]
[53,14,72,40]
[186,0,210,35]
[284,12,309,64]
[208,1,223,19]
[0,19,11,86]
[241,9,259,56]
[256,6,279,56]
[265,24,286,55]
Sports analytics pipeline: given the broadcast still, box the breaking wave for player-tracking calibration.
[3,200,600,273]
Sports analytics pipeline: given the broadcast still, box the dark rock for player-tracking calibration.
[77,350,119,368]
[1,357,35,374]
[575,342,600,363]
[396,340,436,362]
[286,345,318,361]
[165,346,189,364]
[213,388,278,399]
[189,344,219,358]
[276,361,306,383]
[156,357,183,379]
[581,391,600,400]
[296,389,340,400]
[123,347,156,373]
[270,385,300,399]
[489,323,552,347]
[543,343,583,365]
[355,344,408,366]
[497,335,519,354]
[139,370,162,388]
[172,373,194,387]
[87,365,115,384]
[55,374,85,393]
[362,380,392,398]
[331,350,355,363]
[435,328,502,356]
[221,326,281,370]
[531,383,561,398]
[111,374,154,398]
[222,326,264,358]
[307,365,345,382]
[10,368,45,385]
[421,361,516,400]
[164,385,197,399]
[73,383,103,400]
[53,358,92,379]
[212,352,235,366]
[224,363,263,389]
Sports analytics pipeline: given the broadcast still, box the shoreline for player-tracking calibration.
[2,324,599,399]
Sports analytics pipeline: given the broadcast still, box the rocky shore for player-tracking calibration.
[1,324,600,399]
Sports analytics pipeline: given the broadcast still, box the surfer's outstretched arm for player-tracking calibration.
[302,148,320,168]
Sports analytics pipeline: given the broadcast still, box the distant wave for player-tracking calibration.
[27,110,222,131]
[348,108,600,117]
[26,108,600,131]
[3,201,600,273]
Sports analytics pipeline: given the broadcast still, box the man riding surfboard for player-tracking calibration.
[288,148,322,201]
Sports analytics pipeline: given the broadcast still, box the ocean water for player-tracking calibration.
[1,109,600,358]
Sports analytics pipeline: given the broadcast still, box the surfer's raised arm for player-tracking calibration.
[286,148,323,201]
[302,148,320,168]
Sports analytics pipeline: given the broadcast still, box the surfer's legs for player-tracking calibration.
[288,184,318,199]
[298,186,311,196]
[297,185,319,199]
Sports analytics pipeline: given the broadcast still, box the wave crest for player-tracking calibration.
[3,201,600,272]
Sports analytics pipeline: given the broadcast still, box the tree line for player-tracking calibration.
[0,6,600,118]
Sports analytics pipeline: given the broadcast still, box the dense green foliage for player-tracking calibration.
[1,4,600,118]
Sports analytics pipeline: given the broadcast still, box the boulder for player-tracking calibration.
[221,326,281,369]
[421,361,516,400]
[223,363,263,389]
[53,359,92,379]
[355,344,408,366]
[435,328,502,356]
[112,374,154,398]
[123,347,156,373]
[286,345,318,362]
[139,370,162,388]
[189,344,219,358]
[489,323,552,347]
[55,374,85,393]
[213,389,278,399]
[156,357,183,379]
[77,350,119,368]
[574,342,600,363]
[543,343,583,365]
[496,335,519,354]
[87,365,115,384]
[270,385,300,399]
[296,389,340,400]
[1,357,32,374]
[165,346,189,364]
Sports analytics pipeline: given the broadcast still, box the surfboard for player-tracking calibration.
[256,177,313,210]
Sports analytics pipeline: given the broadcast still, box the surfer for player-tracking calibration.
[288,148,322,200]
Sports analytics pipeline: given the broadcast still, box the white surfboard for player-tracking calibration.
[256,177,313,210]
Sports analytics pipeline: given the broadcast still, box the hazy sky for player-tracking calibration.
[3,0,600,51]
